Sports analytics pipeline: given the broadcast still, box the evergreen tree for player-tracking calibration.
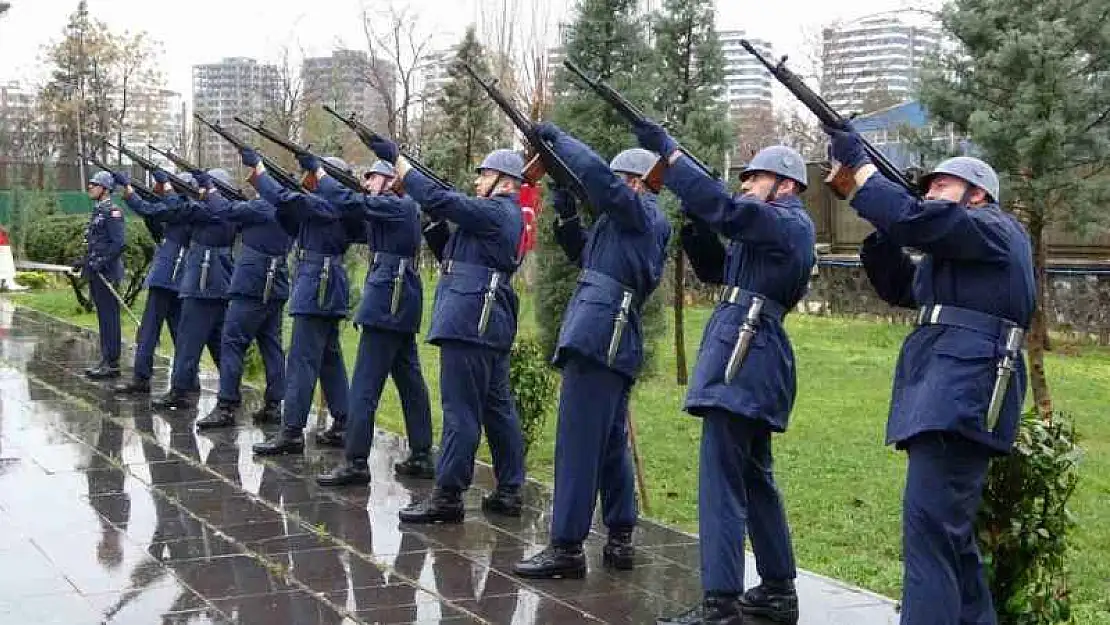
[535,0,662,369]
[918,0,1110,420]
[421,26,508,188]
[648,0,732,384]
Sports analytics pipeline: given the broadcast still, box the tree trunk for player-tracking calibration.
[1026,216,1054,423]
[673,249,688,385]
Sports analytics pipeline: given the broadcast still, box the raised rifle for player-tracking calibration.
[84,152,160,203]
[461,64,589,205]
[233,117,363,193]
[739,40,917,198]
[103,139,201,199]
[321,104,454,191]
[563,59,718,192]
[146,144,246,201]
[193,114,307,193]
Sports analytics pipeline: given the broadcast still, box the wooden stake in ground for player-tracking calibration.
[314,382,327,431]
[626,406,650,514]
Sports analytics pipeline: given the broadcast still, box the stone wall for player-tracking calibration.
[797,258,1110,345]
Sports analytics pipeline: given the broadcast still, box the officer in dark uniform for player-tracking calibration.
[366,137,526,524]
[80,170,126,379]
[111,170,195,396]
[310,158,436,485]
[512,124,670,579]
[151,169,236,409]
[636,121,815,625]
[244,148,355,454]
[195,191,293,429]
[825,128,1034,625]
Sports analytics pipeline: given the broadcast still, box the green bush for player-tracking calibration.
[241,343,263,382]
[978,409,1081,625]
[24,213,155,310]
[509,337,559,457]
[14,271,50,290]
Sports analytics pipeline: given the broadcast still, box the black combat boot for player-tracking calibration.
[86,362,121,379]
[398,488,465,524]
[314,418,346,447]
[738,579,798,624]
[512,543,587,579]
[248,401,281,423]
[603,527,636,570]
[658,594,744,625]
[195,399,238,430]
[112,377,151,396]
[394,450,435,479]
[84,360,106,376]
[481,486,522,517]
[252,430,305,456]
[151,388,198,410]
[317,460,371,487]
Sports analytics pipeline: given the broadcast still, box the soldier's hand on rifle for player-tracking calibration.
[240,147,262,168]
[632,119,678,158]
[823,125,869,169]
[111,170,130,188]
[296,153,321,173]
[552,186,577,219]
[152,170,169,185]
[194,171,212,190]
[71,260,84,276]
[368,137,398,164]
[535,121,561,141]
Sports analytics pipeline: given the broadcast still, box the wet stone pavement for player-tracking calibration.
[0,303,900,625]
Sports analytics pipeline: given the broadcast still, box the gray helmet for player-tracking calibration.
[476,149,524,180]
[88,170,115,190]
[365,160,396,179]
[741,145,808,190]
[206,168,233,188]
[177,172,196,186]
[609,148,658,178]
[323,156,352,175]
[920,156,999,203]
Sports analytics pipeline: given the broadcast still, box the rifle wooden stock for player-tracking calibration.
[521,153,546,185]
[739,39,918,196]
[193,114,306,193]
[563,59,718,181]
[643,160,666,194]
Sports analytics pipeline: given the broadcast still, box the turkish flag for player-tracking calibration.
[517,182,542,260]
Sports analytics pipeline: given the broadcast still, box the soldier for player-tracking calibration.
[111,170,197,396]
[310,158,436,485]
[79,170,126,379]
[245,148,356,455]
[512,124,670,579]
[824,128,1033,625]
[194,189,293,429]
[150,169,236,410]
[366,137,526,523]
[635,121,814,625]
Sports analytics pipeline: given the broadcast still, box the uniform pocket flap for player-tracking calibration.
[445,273,486,295]
[933,330,998,360]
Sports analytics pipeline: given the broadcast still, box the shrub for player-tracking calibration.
[509,337,559,457]
[14,271,50,290]
[977,409,1081,625]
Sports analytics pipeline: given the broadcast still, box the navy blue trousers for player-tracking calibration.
[169,298,225,392]
[901,432,995,625]
[551,356,637,545]
[281,315,349,434]
[217,297,286,404]
[700,410,797,595]
[89,272,121,365]
[344,328,433,463]
[133,287,180,381]
[435,341,524,492]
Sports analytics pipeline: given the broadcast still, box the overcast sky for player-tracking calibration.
[0,0,936,105]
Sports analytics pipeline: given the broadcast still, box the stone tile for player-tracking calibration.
[209,589,349,625]
[0,591,101,625]
[451,591,604,624]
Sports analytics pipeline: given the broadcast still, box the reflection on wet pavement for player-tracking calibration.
[0,301,899,624]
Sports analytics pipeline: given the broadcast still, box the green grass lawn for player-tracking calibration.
[8,280,1110,624]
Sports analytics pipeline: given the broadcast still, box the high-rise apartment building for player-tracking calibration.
[192,57,281,168]
[302,49,395,131]
[718,30,774,117]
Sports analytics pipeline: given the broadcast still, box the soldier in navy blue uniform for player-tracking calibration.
[111,170,196,396]
[195,190,293,429]
[80,171,126,379]
[245,149,356,455]
[310,159,436,486]
[635,121,815,625]
[825,128,1034,625]
[365,137,526,523]
[151,169,237,410]
[512,124,670,579]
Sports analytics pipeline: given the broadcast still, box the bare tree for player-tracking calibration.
[359,0,434,145]
[112,31,165,158]
[261,42,304,142]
